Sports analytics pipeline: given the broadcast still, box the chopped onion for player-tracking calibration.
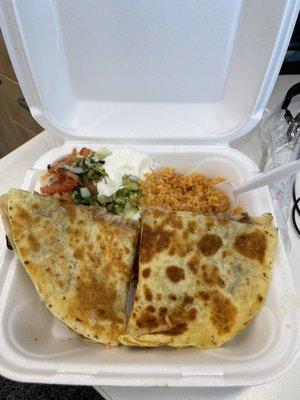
[63,165,85,174]
[128,174,139,182]
[41,174,57,187]
[85,159,93,167]
[80,187,91,198]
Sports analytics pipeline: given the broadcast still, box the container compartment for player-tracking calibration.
[0,143,298,386]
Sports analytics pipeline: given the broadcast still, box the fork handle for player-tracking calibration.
[233,159,300,196]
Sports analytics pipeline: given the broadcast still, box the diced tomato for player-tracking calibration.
[51,148,77,172]
[40,172,77,195]
[64,170,80,183]
[79,147,91,157]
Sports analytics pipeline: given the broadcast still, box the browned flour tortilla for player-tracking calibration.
[0,189,139,347]
[119,208,278,348]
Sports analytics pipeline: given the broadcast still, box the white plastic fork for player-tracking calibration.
[215,158,300,209]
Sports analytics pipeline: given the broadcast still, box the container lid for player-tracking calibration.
[0,0,299,142]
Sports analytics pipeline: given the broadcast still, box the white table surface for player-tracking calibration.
[0,75,300,400]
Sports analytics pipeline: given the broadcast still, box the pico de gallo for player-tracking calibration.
[39,147,155,218]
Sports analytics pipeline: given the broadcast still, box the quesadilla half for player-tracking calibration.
[0,189,139,347]
[119,208,278,348]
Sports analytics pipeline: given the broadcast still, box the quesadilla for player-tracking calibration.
[0,189,139,347]
[119,208,278,348]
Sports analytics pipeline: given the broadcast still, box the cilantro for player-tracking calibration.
[72,190,97,206]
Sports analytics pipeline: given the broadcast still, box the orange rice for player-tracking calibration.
[140,167,230,214]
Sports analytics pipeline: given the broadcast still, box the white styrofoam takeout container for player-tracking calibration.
[0,0,300,388]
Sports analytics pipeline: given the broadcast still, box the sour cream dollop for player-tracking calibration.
[97,149,155,197]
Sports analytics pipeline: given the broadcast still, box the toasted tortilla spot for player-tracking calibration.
[150,208,165,219]
[73,228,81,237]
[71,277,121,326]
[28,234,40,252]
[160,323,187,336]
[219,218,229,225]
[140,224,172,264]
[257,295,263,302]
[198,234,223,257]
[57,280,64,288]
[183,294,194,305]
[146,305,156,313]
[73,248,84,260]
[166,266,185,283]
[142,268,151,278]
[156,293,162,301]
[197,290,210,302]
[174,217,183,229]
[187,307,197,321]
[26,262,37,274]
[172,238,190,257]
[239,213,251,223]
[143,284,153,301]
[201,264,225,288]
[182,228,190,239]
[136,312,159,329]
[167,213,183,229]
[168,293,177,301]
[187,254,200,275]
[15,206,32,223]
[167,294,194,326]
[124,246,130,255]
[187,220,196,234]
[234,230,266,262]
[11,227,21,240]
[159,306,168,316]
[168,248,175,256]
[210,290,237,335]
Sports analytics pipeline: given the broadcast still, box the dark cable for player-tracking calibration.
[291,179,300,237]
